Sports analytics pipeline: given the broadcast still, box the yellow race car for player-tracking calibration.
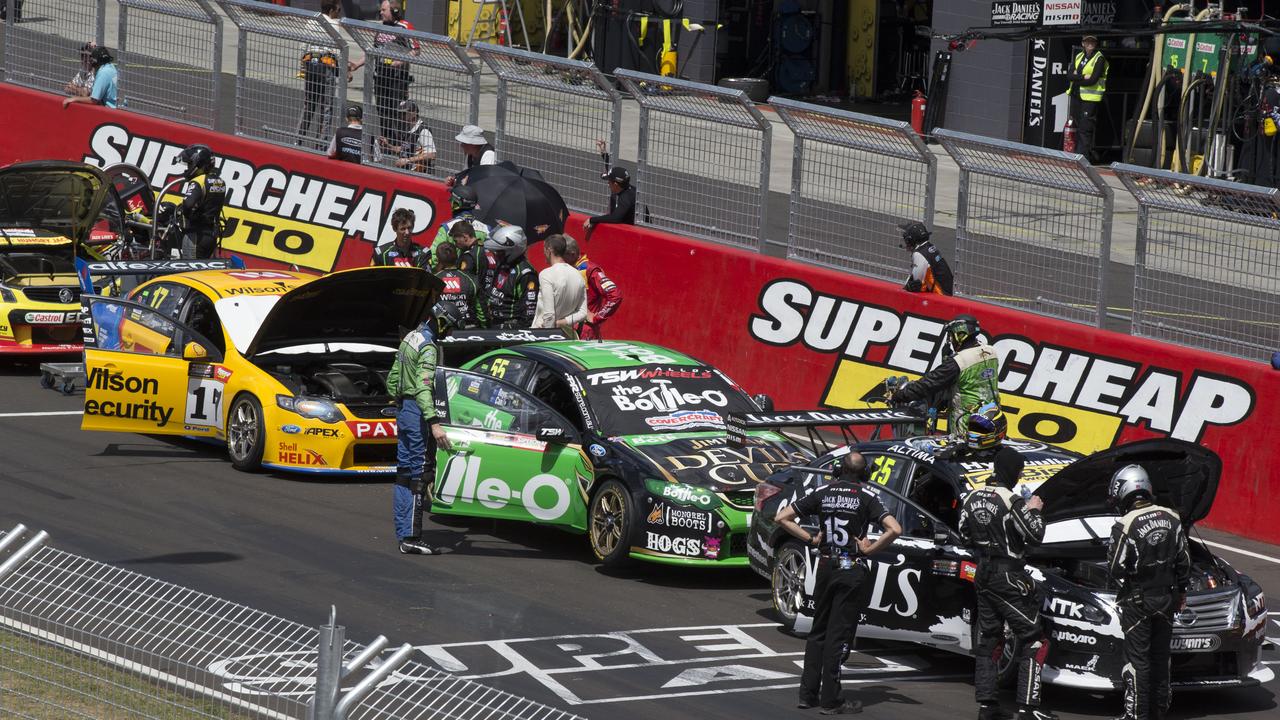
[79,263,444,474]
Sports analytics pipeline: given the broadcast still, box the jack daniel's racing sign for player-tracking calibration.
[991,1,1041,26]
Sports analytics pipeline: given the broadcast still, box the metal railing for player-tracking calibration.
[1113,164,1280,362]
[343,18,479,178]
[2,0,105,92]
[615,69,771,250]
[936,128,1113,327]
[475,43,622,215]
[117,0,223,128]
[0,524,586,720]
[772,97,936,281]
[220,0,347,152]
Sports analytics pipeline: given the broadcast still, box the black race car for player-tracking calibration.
[744,416,1271,691]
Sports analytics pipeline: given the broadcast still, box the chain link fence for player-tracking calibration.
[117,0,222,128]
[1112,164,1280,362]
[219,0,347,152]
[935,129,1113,327]
[615,69,771,250]
[2,0,104,92]
[343,18,479,178]
[476,43,621,215]
[772,97,935,281]
[0,524,585,720]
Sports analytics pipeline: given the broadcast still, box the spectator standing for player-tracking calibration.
[1067,34,1108,161]
[563,236,622,340]
[372,208,429,267]
[434,242,485,329]
[775,452,902,715]
[297,0,342,150]
[349,0,418,149]
[65,42,97,98]
[385,100,436,173]
[176,144,226,259]
[327,105,365,163]
[447,125,497,187]
[584,161,636,239]
[533,234,588,335]
[62,46,118,109]
[483,225,538,329]
[899,221,953,295]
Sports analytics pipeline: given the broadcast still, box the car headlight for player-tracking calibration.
[0,286,15,303]
[277,394,343,424]
[1080,603,1109,623]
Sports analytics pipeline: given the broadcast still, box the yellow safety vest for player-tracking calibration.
[1070,51,1107,102]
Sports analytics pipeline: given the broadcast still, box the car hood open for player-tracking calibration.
[622,432,813,493]
[1035,439,1220,527]
[0,162,110,248]
[245,267,444,356]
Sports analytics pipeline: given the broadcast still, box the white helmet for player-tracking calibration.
[485,225,527,264]
[1108,464,1153,510]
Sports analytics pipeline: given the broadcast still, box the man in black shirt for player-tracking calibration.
[775,452,902,715]
[176,144,226,259]
[584,165,636,239]
[328,105,364,164]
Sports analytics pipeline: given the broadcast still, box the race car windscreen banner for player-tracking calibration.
[580,365,759,437]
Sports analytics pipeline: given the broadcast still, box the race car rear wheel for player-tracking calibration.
[589,479,636,568]
[227,393,265,472]
[771,540,808,632]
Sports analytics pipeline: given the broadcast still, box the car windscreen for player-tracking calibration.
[579,364,757,436]
[0,252,76,279]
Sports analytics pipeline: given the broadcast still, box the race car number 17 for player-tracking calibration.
[186,378,225,428]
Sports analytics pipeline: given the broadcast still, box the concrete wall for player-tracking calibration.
[931,0,1027,142]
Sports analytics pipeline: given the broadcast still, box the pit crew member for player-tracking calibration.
[483,225,538,329]
[888,314,1000,441]
[372,208,429,268]
[434,242,485,329]
[176,144,226,259]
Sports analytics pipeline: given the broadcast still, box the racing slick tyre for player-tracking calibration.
[589,479,638,569]
[227,393,266,472]
[771,540,808,633]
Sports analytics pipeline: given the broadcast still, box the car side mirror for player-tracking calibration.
[182,342,207,361]
[933,529,951,545]
[536,426,570,444]
[752,393,774,412]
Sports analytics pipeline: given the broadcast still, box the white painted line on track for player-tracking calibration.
[1199,539,1280,566]
[0,410,83,418]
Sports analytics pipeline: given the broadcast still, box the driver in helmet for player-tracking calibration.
[888,314,1001,441]
[175,144,226,259]
[1106,465,1191,720]
[483,225,539,329]
[966,403,1008,451]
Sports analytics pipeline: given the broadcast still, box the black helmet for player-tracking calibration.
[451,185,478,212]
[89,46,114,68]
[179,144,215,177]
[899,221,930,247]
[430,300,463,338]
[346,104,363,120]
[992,446,1024,489]
[944,314,980,352]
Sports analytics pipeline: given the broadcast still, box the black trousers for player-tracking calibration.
[799,561,870,709]
[974,565,1046,707]
[298,66,336,149]
[373,68,410,142]
[1119,593,1174,720]
[1071,98,1100,162]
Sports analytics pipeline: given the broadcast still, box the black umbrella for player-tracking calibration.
[457,161,568,242]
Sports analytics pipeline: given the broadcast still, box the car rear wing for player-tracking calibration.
[75,257,245,295]
[438,328,569,366]
[726,409,928,451]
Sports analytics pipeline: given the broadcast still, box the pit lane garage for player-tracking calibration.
[747,420,1271,691]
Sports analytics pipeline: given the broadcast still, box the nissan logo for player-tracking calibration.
[59,288,74,304]
[1174,608,1197,627]
[381,406,397,417]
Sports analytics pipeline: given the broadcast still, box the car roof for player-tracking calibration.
[149,269,313,299]
[505,341,705,372]
[819,436,1082,489]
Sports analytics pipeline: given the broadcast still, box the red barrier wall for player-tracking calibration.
[5,85,1278,543]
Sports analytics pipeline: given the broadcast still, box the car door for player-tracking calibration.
[431,369,593,531]
[81,295,224,436]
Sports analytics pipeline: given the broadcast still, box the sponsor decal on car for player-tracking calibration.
[645,480,721,509]
[1052,629,1098,647]
[347,419,397,438]
[636,435,810,486]
[437,455,571,521]
[1064,655,1100,673]
[281,424,301,434]
[589,443,607,457]
[305,427,342,438]
[277,442,327,466]
[1043,597,1085,619]
[1170,635,1221,652]
[644,531,702,557]
[24,311,74,324]
[586,367,714,386]
[645,410,723,430]
[83,367,173,427]
[568,341,677,365]
[703,536,722,559]
[226,270,296,281]
[646,503,716,534]
[611,380,729,413]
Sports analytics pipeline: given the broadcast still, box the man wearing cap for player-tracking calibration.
[900,221,953,295]
[584,166,636,239]
[62,46,118,109]
[383,99,435,173]
[328,105,365,163]
[445,125,497,188]
[1067,35,1108,161]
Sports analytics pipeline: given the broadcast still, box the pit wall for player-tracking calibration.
[5,85,1277,544]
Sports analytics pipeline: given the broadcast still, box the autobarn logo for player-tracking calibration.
[749,279,1254,453]
[1171,635,1221,652]
[1052,629,1098,647]
[81,124,436,272]
[647,504,715,533]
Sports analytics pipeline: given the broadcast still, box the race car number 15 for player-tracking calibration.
[186,378,225,428]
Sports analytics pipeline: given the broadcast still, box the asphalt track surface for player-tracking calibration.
[1,361,1278,720]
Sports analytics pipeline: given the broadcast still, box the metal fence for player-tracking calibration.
[615,69,771,250]
[772,97,935,281]
[342,18,479,178]
[220,0,347,152]
[2,0,105,92]
[1113,164,1280,362]
[935,129,1113,327]
[0,524,585,720]
[476,43,621,215]
[117,0,223,128]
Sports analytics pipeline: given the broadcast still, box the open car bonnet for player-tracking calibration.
[0,162,110,248]
[1035,438,1220,527]
[245,267,444,356]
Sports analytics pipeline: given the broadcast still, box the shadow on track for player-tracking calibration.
[114,551,244,565]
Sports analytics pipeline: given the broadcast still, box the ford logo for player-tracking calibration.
[281,424,301,435]
[58,288,74,304]
[1173,608,1197,627]
[381,406,397,417]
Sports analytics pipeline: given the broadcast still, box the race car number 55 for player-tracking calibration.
[186,378,225,428]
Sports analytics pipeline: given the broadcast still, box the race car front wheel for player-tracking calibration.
[771,540,808,632]
[589,479,636,568]
[227,393,265,472]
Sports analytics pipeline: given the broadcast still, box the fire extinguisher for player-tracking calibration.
[496,6,509,46]
[1063,117,1077,153]
[911,91,927,135]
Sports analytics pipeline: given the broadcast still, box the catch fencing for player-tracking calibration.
[1113,164,1280,362]
[0,523,585,720]
[220,0,347,152]
[772,97,935,282]
[935,129,1113,327]
[2,0,105,92]
[475,43,621,215]
[615,69,771,250]
[343,19,479,178]
[117,0,223,129]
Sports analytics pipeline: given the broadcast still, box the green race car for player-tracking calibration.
[429,339,812,567]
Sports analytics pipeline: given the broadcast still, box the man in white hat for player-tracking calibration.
[446,125,497,188]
